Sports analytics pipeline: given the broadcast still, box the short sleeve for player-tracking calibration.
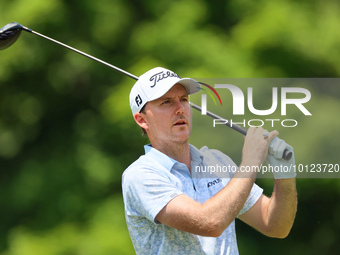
[122,163,184,223]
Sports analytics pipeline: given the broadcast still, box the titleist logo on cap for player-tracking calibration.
[149,71,181,88]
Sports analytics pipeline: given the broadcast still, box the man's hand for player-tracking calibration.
[266,138,297,179]
[242,127,279,168]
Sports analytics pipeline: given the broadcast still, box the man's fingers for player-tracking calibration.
[246,126,257,136]
[268,130,279,143]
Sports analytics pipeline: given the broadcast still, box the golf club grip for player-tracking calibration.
[189,102,292,160]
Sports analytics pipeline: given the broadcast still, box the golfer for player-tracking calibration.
[122,67,297,255]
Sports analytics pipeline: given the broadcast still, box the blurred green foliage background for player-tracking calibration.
[1,0,340,254]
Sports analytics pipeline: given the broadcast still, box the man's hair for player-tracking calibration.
[140,106,147,136]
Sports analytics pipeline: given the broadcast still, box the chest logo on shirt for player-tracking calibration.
[207,178,221,188]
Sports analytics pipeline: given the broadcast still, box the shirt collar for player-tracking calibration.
[189,144,204,166]
[144,144,177,171]
[144,144,204,172]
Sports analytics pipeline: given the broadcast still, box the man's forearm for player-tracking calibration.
[265,178,297,238]
[155,168,257,237]
[200,162,258,236]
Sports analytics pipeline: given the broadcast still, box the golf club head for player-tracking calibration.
[0,22,30,50]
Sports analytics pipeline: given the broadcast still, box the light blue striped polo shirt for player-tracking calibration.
[122,144,263,255]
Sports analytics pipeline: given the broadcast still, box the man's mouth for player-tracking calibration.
[173,119,187,126]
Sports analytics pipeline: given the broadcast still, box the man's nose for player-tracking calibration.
[175,100,185,114]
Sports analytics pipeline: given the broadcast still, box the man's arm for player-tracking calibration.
[155,127,278,237]
[155,174,256,237]
[238,178,297,238]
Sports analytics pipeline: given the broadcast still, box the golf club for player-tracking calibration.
[0,22,292,160]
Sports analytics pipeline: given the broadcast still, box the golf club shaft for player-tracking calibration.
[30,30,247,135]
[31,29,237,134]
[29,30,139,80]
[30,30,246,134]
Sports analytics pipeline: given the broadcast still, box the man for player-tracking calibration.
[122,67,297,255]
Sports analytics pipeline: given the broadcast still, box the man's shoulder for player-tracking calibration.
[123,155,150,176]
[122,154,170,182]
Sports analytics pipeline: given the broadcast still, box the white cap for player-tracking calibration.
[129,67,201,115]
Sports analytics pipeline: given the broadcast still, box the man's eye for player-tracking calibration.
[182,98,188,102]
[162,100,170,105]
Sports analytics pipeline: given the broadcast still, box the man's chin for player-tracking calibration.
[174,132,190,143]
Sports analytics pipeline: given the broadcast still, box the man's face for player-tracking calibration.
[137,84,191,145]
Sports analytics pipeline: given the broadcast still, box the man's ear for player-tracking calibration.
[134,112,149,130]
